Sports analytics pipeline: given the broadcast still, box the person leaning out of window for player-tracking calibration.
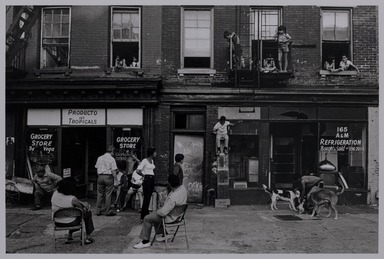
[337,55,359,73]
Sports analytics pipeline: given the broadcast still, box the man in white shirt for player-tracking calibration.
[95,145,119,216]
[213,116,234,154]
[133,174,188,249]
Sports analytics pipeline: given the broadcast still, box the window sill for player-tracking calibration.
[34,67,72,76]
[177,68,216,76]
[319,70,358,77]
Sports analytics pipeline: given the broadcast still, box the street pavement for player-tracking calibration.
[4,201,379,254]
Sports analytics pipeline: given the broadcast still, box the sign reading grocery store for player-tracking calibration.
[27,128,58,174]
[62,109,105,125]
[319,126,364,152]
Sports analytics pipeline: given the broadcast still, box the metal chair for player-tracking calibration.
[151,204,189,251]
[53,207,85,251]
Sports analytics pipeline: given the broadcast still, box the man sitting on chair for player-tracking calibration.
[133,174,188,249]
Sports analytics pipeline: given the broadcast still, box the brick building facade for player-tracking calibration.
[6,5,379,206]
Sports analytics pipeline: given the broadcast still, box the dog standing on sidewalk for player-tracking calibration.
[306,185,344,220]
[262,184,301,211]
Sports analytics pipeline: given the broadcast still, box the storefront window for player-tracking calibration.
[27,128,58,176]
[113,127,143,171]
[319,123,366,189]
[229,121,259,185]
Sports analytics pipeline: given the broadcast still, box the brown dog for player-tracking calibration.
[308,187,339,220]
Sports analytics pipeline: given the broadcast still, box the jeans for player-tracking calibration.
[34,183,54,207]
[141,176,155,220]
[96,174,114,215]
[139,211,164,241]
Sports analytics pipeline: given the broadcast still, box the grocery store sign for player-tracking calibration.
[62,109,105,125]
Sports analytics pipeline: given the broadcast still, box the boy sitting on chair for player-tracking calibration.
[133,174,187,249]
[213,116,234,155]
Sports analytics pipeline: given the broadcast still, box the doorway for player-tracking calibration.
[270,123,317,189]
[62,127,106,197]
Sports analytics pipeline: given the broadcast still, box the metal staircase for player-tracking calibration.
[6,6,39,71]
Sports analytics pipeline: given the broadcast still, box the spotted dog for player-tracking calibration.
[262,184,301,211]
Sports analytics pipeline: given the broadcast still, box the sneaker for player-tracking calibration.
[133,241,151,249]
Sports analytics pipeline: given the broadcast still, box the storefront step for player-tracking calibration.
[229,188,270,205]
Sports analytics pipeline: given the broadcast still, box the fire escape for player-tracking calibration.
[229,6,293,88]
[6,6,39,77]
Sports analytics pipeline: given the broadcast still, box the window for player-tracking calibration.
[174,113,205,130]
[321,9,351,70]
[111,7,140,69]
[41,8,70,68]
[182,8,213,68]
[229,121,260,186]
[250,7,281,68]
[319,123,366,189]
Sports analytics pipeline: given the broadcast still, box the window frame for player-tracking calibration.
[180,7,214,70]
[40,7,71,68]
[250,7,282,41]
[110,6,141,69]
[320,8,353,72]
[249,7,282,70]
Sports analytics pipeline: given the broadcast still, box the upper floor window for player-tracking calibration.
[321,9,351,70]
[182,8,213,69]
[41,8,70,68]
[111,7,140,69]
[250,7,282,69]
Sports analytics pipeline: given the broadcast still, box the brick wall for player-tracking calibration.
[142,6,162,76]
[70,6,109,68]
[154,104,171,185]
[353,6,378,79]
[161,6,181,78]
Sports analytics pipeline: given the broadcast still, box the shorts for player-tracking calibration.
[278,43,289,53]
[131,183,141,191]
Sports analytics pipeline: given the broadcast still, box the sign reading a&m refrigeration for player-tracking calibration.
[62,109,105,125]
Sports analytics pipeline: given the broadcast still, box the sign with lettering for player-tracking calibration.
[319,126,364,152]
[62,109,105,125]
[27,128,58,175]
[113,128,143,169]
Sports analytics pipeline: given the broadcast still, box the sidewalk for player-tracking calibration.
[5,202,379,254]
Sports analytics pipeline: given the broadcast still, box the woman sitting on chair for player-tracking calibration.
[51,177,95,245]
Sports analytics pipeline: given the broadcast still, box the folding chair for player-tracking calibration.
[151,204,189,251]
[53,207,85,251]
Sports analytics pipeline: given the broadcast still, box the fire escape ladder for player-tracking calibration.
[6,6,39,69]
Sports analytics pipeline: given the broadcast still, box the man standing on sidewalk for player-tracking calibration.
[133,174,188,249]
[95,145,119,216]
[32,165,62,210]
